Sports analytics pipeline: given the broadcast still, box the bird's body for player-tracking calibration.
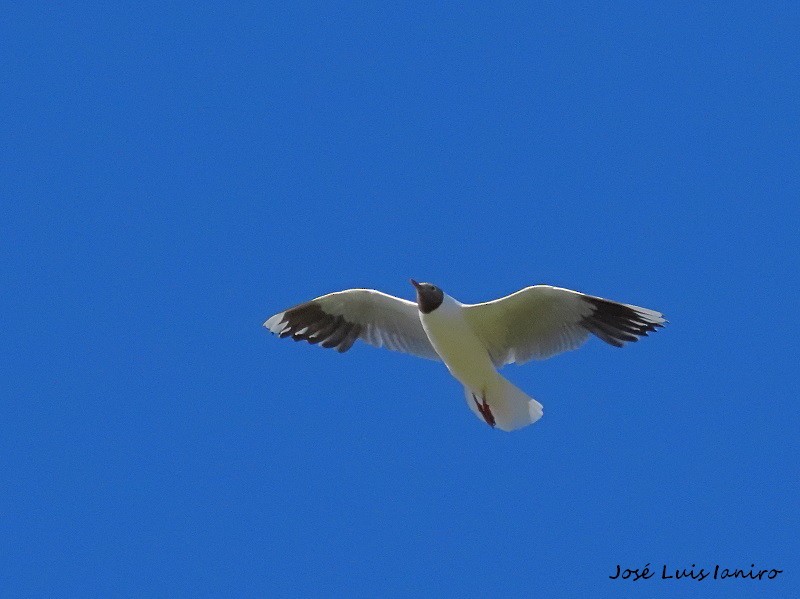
[264,280,665,432]
[419,293,495,389]
[417,292,542,429]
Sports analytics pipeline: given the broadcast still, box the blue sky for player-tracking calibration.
[2,2,798,597]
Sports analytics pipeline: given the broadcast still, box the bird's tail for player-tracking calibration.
[463,375,543,432]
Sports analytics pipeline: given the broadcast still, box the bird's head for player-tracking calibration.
[410,279,444,314]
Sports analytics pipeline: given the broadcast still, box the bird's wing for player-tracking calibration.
[464,285,665,367]
[264,289,441,361]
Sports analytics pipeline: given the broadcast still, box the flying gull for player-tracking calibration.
[264,281,666,432]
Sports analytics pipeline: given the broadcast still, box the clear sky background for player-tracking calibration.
[3,2,798,598]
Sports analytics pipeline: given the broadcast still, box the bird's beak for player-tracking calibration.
[410,279,421,290]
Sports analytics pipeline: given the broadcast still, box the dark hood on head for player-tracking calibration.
[410,279,444,314]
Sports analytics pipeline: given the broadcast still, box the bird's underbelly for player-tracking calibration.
[422,318,496,389]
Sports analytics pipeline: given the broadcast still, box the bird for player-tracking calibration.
[263,280,666,432]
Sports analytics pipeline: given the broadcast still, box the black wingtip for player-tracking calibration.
[580,296,665,348]
[270,302,362,353]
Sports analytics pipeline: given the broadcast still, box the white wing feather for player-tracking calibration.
[264,289,440,361]
[464,285,665,367]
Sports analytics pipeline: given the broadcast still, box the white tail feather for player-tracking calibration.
[464,375,543,432]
